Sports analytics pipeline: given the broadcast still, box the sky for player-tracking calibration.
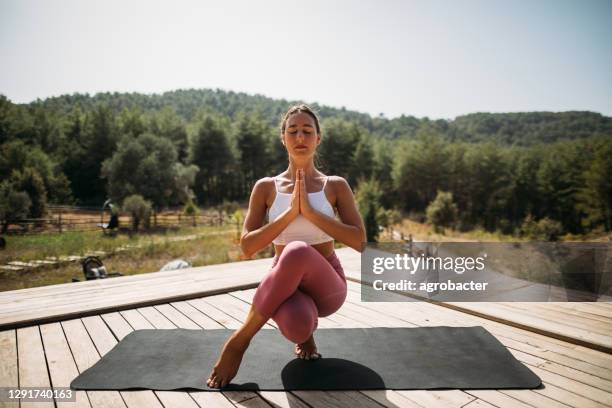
[0,0,611,119]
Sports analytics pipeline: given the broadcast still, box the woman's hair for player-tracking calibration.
[279,103,321,137]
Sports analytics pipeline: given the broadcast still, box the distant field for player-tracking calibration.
[0,224,261,292]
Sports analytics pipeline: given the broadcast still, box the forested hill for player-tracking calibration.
[1,89,610,237]
[24,89,612,146]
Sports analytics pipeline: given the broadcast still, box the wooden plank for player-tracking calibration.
[476,303,612,337]
[202,294,277,329]
[17,326,53,408]
[137,307,175,329]
[528,366,612,406]
[0,330,19,408]
[39,323,91,408]
[170,301,226,329]
[187,298,247,330]
[464,391,533,408]
[188,391,236,408]
[395,390,475,408]
[100,312,133,339]
[501,388,573,408]
[532,382,608,408]
[507,303,612,326]
[358,390,422,408]
[0,274,264,330]
[119,310,154,330]
[462,400,498,408]
[291,390,384,408]
[61,319,127,408]
[154,304,200,329]
[0,256,273,301]
[256,391,310,408]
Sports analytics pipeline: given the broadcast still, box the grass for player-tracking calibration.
[0,224,234,264]
[0,226,271,291]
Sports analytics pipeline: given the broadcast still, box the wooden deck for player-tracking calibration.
[1,248,611,408]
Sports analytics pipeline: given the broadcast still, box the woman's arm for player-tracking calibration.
[302,176,367,252]
[240,178,299,258]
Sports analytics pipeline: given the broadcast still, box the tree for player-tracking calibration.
[372,139,395,208]
[0,181,31,233]
[576,138,612,231]
[189,117,234,205]
[319,118,361,180]
[102,133,179,210]
[536,141,586,233]
[350,134,375,184]
[64,105,120,204]
[0,140,72,205]
[355,178,383,242]
[426,190,458,232]
[148,107,189,163]
[393,130,450,211]
[10,168,47,218]
[235,115,269,196]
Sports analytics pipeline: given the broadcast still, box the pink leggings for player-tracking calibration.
[252,241,347,344]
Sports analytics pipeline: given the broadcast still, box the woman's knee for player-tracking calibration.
[274,292,317,343]
[278,241,315,268]
[279,317,317,344]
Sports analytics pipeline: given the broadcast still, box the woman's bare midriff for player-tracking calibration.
[274,241,335,259]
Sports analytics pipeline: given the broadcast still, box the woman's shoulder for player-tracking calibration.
[326,175,352,191]
[251,177,277,208]
[252,177,277,193]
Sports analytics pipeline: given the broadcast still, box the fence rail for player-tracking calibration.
[2,209,237,236]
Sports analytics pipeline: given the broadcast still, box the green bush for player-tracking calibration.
[520,214,564,241]
[426,190,458,232]
[122,194,152,231]
[183,199,199,216]
[0,181,31,233]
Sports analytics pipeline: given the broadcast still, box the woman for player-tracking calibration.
[206,104,366,389]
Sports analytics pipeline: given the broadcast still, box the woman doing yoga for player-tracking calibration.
[206,104,367,389]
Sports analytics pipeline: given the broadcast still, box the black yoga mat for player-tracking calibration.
[70,327,541,391]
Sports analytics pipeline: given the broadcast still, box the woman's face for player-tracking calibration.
[282,112,320,158]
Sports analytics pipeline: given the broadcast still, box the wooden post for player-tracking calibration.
[58,212,63,233]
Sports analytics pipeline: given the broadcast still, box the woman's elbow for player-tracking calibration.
[353,226,366,252]
[240,235,253,259]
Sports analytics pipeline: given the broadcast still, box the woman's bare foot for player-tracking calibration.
[295,334,321,360]
[207,333,250,388]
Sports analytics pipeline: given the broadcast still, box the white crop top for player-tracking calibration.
[268,176,335,245]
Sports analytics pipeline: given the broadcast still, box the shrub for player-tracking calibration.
[520,214,564,241]
[122,194,152,231]
[426,190,458,232]
[0,181,31,233]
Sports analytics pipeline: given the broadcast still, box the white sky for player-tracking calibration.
[1,0,611,119]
